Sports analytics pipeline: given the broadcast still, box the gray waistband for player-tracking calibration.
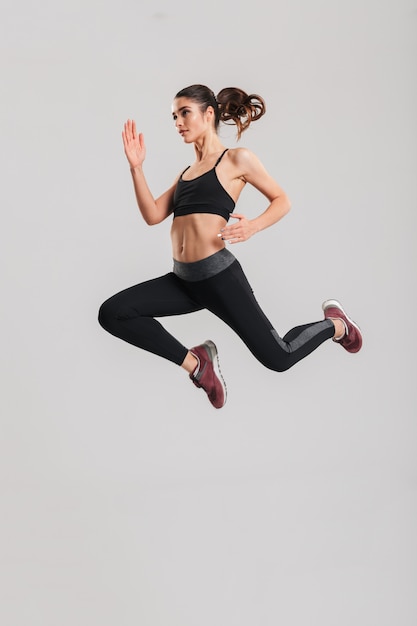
[173,248,236,281]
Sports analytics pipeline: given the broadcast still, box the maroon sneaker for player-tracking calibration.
[322,299,363,353]
[189,340,227,409]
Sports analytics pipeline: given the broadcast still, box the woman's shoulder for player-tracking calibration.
[227,146,256,161]
[226,147,263,175]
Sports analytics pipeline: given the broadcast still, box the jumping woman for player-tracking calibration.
[98,84,362,409]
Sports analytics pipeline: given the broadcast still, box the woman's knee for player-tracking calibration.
[98,292,142,331]
[257,351,293,373]
[98,298,114,331]
[265,360,291,373]
[98,292,127,329]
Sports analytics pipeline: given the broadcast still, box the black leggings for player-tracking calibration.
[98,259,334,372]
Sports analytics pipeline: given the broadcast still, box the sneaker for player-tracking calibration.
[189,340,227,409]
[322,299,363,353]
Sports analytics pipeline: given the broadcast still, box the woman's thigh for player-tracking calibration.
[102,272,203,319]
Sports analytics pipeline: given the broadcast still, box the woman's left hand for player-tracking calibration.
[218,213,257,244]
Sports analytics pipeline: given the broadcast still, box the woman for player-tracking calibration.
[98,84,362,409]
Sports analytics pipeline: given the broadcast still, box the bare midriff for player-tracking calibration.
[171,213,228,263]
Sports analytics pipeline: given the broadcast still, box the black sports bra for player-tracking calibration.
[173,149,235,221]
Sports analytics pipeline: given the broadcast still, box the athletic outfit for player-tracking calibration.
[98,149,338,378]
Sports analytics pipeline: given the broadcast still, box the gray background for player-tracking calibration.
[1,0,416,624]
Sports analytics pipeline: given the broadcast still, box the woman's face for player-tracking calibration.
[171,97,214,143]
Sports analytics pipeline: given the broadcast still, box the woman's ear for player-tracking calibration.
[205,105,215,121]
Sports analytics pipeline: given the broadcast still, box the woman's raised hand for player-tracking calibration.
[122,119,146,168]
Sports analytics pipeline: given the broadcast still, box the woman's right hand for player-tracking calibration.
[122,119,146,168]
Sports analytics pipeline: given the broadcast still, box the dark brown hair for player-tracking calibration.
[174,84,266,140]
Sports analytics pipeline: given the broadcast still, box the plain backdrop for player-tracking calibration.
[1,1,416,624]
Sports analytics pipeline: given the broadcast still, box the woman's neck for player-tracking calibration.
[193,135,224,162]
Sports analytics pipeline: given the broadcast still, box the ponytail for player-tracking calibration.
[216,87,266,139]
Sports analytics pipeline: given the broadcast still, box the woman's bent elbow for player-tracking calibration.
[142,214,167,226]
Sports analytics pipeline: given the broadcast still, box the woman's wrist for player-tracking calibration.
[130,163,143,173]
[249,218,260,236]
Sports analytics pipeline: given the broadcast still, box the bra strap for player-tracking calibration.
[180,165,191,177]
[214,148,229,166]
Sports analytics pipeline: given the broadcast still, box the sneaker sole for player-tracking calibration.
[202,340,227,407]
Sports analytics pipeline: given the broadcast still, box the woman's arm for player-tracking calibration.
[219,147,291,243]
[123,119,176,225]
